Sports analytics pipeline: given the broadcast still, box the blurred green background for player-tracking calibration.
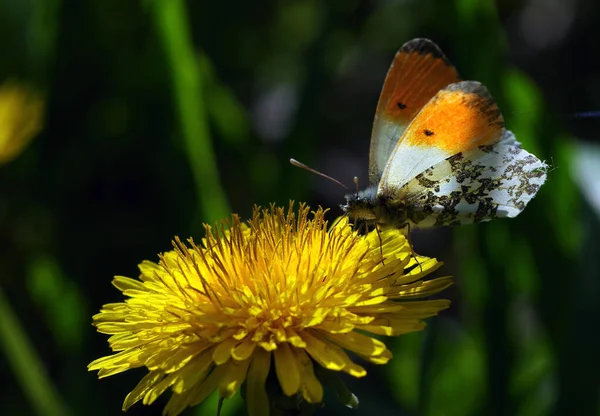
[1,0,599,415]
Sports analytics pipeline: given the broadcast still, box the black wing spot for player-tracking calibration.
[424,129,434,136]
[397,101,407,110]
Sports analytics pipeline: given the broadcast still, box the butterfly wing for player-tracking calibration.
[378,81,505,197]
[395,130,548,227]
[369,38,460,185]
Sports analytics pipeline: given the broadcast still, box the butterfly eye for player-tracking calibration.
[424,129,434,136]
[396,101,407,110]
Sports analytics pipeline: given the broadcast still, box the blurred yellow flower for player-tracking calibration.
[88,203,452,416]
[0,81,44,165]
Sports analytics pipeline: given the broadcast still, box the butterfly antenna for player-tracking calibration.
[353,176,359,196]
[290,159,349,190]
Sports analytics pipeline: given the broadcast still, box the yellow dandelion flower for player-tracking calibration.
[0,81,44,165]
[88,203,452,415]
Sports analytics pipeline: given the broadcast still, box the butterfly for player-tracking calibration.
[341,38,548,230]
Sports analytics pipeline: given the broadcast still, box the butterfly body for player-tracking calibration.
[343,185,408,228]
[342,39,547,231]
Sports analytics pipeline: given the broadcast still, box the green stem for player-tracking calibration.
[152,0,230,223]
[0,286,71,416]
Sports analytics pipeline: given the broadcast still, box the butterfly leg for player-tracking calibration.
[354,219,386,265]
[375,224,386,265]
[401,222,423,273]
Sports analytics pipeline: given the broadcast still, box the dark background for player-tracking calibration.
[1,0,599,415]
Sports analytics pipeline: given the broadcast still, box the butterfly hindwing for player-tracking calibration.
[396,131,548,227]
[369,38,460,185]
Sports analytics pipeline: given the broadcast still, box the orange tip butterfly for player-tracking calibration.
[340,38,548,229]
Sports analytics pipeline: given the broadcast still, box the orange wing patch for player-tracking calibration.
[402,81,505,154]
[378,81,506,191]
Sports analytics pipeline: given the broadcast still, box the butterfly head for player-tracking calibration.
[341,185,378,221]
[341,185,404,231]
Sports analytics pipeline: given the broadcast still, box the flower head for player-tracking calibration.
[0,81,44,165]
[89,203,452,415]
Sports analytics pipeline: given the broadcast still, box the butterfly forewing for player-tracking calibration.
[369,38,460,185]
